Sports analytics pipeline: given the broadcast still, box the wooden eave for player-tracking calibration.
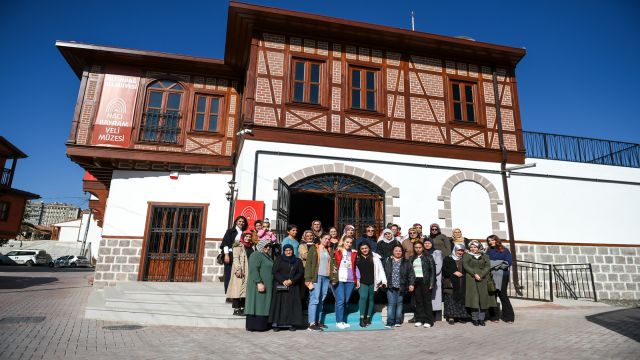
[0,136,28,159]
[225,1,526,71]
[56,41,241,79]
[0,187,40,199]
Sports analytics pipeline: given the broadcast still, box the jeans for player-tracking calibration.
[358,283,375,317]
[308,275,331,324]
[386,288,404,326]
[334,281,355,323]
[414,278,434,325]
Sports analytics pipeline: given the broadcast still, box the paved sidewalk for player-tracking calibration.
[0,267,638,360]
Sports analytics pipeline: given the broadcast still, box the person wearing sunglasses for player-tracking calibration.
[402,227,421,260]
[428,223,452,256]
[356,225,378,253]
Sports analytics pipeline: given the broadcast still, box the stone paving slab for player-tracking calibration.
[0,266,638,360]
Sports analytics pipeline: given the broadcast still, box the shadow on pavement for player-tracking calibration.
[0,276,59,289]
[586,308,640,342]
[0,265,94,273]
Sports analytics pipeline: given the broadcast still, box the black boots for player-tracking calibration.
[359,317,366,327]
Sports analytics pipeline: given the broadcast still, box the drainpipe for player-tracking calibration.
[492,66,521,292]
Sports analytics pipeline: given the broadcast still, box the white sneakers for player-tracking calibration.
[394,324,402,327]
[343,322,351,328]
[336,322,351,329]
[414,322,432,328]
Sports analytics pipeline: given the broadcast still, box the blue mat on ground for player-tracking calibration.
[320,304,390,332]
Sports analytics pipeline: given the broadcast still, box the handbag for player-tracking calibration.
[487,277,497,294]
[216,252,225,265]
[275,284,289,292]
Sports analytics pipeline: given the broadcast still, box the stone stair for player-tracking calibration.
[85,282,244,328]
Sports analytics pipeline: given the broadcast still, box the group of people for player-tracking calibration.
[221,217,515,332]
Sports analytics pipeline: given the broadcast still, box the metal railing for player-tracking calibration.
[553,264,598,301]
[1,168,11,186]
[139,111,182,144]
[523,131,640,168]
[506,260,553,302]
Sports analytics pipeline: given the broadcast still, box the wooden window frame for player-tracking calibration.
[289,58,324,106]
[448,78,480,125]
[348,66,381,113]
[191,93,225,135]
[138,79,185,145]
[0,201,9,221]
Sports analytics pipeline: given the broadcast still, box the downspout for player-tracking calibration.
[492,66,521,292]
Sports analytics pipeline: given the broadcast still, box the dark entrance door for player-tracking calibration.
[288,173,384,237]
[141,205,205,282]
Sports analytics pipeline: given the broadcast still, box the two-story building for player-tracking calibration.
[0,137,40,240]
[58,2,639,304]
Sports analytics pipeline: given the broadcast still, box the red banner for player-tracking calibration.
[91,73,140,147]
[233,200,265,228]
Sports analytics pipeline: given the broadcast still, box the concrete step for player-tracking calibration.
[104,298,235,315]
[85,306,245,328]
[118,291,228,303]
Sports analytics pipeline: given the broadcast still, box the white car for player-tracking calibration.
[4,250,49,266]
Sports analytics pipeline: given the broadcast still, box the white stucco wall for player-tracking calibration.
[103,171,232,239]
[54,213,102,258]
[236,139,640,245]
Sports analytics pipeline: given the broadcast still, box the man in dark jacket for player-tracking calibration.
[429,223,452,256]
[356,225,378,253]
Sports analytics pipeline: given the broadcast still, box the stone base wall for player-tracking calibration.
[514,243,640,305]
[201,240,223,282]
[94,238,142,287]
[94,238,224,287]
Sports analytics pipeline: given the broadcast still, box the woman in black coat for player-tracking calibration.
[442,243,470,324]
[269,244,305,331]
[221,216,248,293]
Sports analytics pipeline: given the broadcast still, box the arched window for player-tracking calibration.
[140,80,184,143]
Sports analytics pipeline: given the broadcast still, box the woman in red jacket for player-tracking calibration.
[333,236,360,329]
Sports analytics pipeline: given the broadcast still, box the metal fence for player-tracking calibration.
[553,264,598,301]
[523,131,640,168]
[506,260,553,302]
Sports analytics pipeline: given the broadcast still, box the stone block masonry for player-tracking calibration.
[515,243,640,306]
[94,238,224,287]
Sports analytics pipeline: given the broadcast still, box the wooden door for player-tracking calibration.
[141,205,204,282]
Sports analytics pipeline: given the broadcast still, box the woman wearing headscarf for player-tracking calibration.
[245,239,274,331]
[376,228,401,260]
[401,227,421,259]
[305,234,338,331]
[411,240,436,328]
[298,230,315,268]
[269,244,305,331]
[228,231,254,316]
[463,240,496,326]
[333,236,360,329]
[428,223,452,256]
[451,228,470,248]
[442,243,469,324]
[424,239,444,323]
[221,216,248,293]
[486,235,515,323]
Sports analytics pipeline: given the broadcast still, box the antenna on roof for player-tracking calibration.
[411,11,415,31]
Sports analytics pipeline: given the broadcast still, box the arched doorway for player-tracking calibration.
[284,173,385,237]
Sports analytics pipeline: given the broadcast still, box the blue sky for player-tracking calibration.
[1,0,638,208]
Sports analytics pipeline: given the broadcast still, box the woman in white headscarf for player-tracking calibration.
[376,228,400,260]
[442,243,470,324]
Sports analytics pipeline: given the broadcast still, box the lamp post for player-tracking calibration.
[226,180,237,228]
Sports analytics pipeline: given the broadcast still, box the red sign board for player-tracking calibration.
[233,200,265,228]
[91,73,140,147]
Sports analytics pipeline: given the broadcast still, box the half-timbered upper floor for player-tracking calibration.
[58,2,528,188]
